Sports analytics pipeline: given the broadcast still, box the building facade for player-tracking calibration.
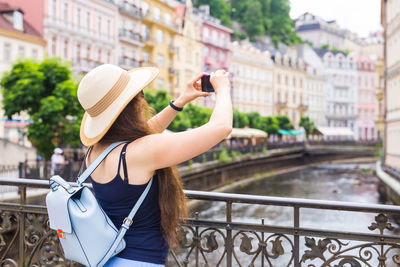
[230,41,274,116]
[316,49,357,135]
[173,0,202,98]
[295,12,361,53]
[356,56,377,140]
[383,0,400,170]
[0,3,45,144]
[116,0,143,71]
[272,52,307,127]
[140,0,177,93]
[5,0,119,75]
[291,43,326,126]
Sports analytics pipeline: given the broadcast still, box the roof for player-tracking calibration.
[296,23,321,32]
[313,48,345,58]
[0,3,41,38]
[227,128,268,139]
[317,127,354,137]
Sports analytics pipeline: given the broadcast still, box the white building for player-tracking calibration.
[115,0,144,70]
[230,41,274,116]
[316,49,357,136]
[295,12,361,53]
[0,3,45,144]
[290,44,326,126]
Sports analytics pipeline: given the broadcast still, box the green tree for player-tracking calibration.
[276,115,294,130]
[321,44,330,49]
[247,112,262,129]
[242,1,265,39]
[1,58,82,162]
[299,116,316,138]
[261,116,279,136]
[233,109,249,128]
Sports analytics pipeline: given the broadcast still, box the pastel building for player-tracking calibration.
[291,43,326,126]
[272,52,307,127]
[140,0,178,93]
[383,0,400,170]
[0,2,45,144]
[316,49,357,136]
[116,0,144,70]
[174,0,202,99]
[356,56,377,140]
[230,41,274,116]
[194,5,232,107]
[3,0,119,74]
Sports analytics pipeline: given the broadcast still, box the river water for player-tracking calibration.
[173,162,400,266]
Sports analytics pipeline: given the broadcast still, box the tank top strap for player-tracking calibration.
[117,142,130,183]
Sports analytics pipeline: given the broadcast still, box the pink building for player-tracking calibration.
[1,0,119,74]
[194,5,232,107]
[356,56,377,140]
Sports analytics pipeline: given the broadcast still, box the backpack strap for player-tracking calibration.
[98,176,154,266]
[76,141,125,187]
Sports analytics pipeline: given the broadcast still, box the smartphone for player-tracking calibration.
[201,75,215,93]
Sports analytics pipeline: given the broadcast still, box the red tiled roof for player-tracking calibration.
[0,2,41,38]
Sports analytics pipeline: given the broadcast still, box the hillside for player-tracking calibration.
[193,0,301,46]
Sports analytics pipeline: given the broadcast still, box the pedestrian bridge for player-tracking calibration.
[0,177,398,266]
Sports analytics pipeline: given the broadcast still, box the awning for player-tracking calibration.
[278,129,291,135]
[227,128,268,139]
[317,127,355,136]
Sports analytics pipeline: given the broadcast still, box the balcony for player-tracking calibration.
[275,100,288,109]
[143,35,156,47]
[118,2,142,19]
[168,44,178,53]
[142,12,178,32]
[119,56,141,70]
[297,103,309,111]
[73,58,102,74]
[119,29,143,46]
[168,67,177,75]
[141,61,157,67]
[203,37,229,49]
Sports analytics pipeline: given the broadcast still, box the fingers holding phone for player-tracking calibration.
[209,70,230,94]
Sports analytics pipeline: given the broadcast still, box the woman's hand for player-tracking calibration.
[174,72,212,107]
[210,69,230,94]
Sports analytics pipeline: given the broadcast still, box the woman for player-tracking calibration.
[77,64,232,266]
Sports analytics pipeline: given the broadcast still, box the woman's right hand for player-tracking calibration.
[210,69,230,94]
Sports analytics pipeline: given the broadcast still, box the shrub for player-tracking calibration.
[202,154,207,163]
[218,148,231,163]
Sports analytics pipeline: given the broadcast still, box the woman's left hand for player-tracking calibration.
[174,72,212,107]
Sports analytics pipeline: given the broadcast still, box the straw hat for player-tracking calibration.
[77,64,159,146]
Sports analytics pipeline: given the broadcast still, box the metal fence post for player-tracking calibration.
[226,201,232,267]
[294,206,300,267]
[18,185,26,266]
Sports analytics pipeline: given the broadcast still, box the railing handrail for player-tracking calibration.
[1,177,399,214]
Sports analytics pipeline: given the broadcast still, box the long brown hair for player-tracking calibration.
[99,93,187,248]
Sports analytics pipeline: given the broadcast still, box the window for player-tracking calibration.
[165,13,171,25]
[107,19,110,37]
[87,12,90,28]
[52,0,56,17]
[98,16,101,35]
[32,49,38,59]
[157,78,164,90]
[77,8,81,27]
[142,25,150,39]
[157,54,164,67]
[107,51,111,63]
[167,35,172,46]
[76,43,80,59]
[213,49,218,60]
[212,30,217,41]
[52,36,56,55]
[141,1,149,14]
[285,75,288,86]
[156,29,164,43]
[277,74,281,84]
[142,50,149,62]
[204,27,209,38]
[154,8,161,20]
[18,46,25,59]
[87,45,91,59]
[64,3,68,22]
[3,43,11,62]
[220,52,226,62]
[293,77,296,87]
[64,40,68,58]
[205,47,210,57]
[13,11,23,30]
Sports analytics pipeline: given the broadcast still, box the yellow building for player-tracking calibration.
[272,52,307,127]
[173,0,202,99]
[140,0,178,94]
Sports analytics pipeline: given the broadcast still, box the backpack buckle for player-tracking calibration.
[123,217,133,227]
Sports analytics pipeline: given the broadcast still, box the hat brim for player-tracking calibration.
[80,67,159,146]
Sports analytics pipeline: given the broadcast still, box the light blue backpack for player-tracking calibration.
[46,142,153,267]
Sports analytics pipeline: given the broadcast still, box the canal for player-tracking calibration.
[174,162,400,266]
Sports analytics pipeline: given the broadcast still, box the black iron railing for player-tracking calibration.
[0,178,398,266]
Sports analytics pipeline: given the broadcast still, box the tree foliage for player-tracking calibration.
[195,0,301,46]
[276,115,294,130]
[1,58,82,160]
[299,116,316,138]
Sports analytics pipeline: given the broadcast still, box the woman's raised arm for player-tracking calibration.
[129,70,232,171]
